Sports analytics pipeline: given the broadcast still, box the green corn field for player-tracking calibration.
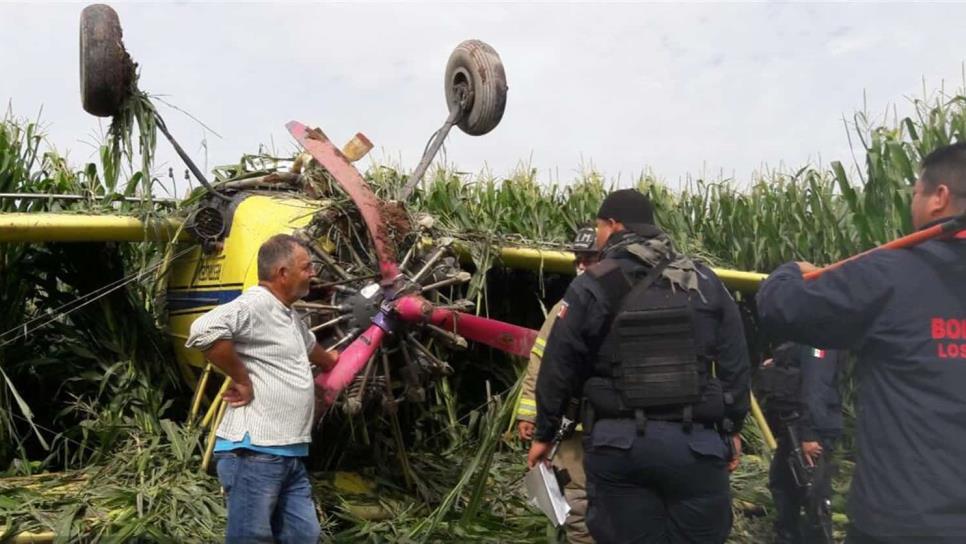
[0,81,963,542]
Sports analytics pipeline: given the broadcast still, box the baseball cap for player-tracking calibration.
[571,227,597,254]
[596,189,661,237]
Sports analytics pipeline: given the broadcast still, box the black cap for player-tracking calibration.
[596,189,661,236]
[570,227,597,254]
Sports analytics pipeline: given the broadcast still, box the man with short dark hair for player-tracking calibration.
[757,142,966,543]
[528,189,751,543]
[914,142,966,222]
[186,233,338,543]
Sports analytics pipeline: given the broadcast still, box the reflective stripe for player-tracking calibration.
[531,337,547,358]
[517,397,537,417]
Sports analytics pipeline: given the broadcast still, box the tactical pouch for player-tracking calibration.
[612,260,702,410]
[614,299,702,408]
[583,376,628,419]
[583,375,723,423]
[691,376,725,422]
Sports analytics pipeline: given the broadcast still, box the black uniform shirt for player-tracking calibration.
[796,345,845,442]
[757,228,966,536]
[534,243,751,442]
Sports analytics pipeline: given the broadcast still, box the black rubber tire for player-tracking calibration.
[79,4,134,117]
[444,40,508,136]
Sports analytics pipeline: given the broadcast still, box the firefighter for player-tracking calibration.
[516,227,599,544]
[527,189,751,544]
[756,342,844,544]
[756,142,966,543]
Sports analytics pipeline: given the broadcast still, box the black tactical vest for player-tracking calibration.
[583,255,714,430]
[754,342,802,415]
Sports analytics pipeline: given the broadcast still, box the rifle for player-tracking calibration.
[783,412,834,544]
[546,401,580,487]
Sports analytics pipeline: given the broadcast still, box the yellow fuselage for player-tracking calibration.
[165,194,321,384]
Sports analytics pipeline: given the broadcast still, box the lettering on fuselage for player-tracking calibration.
[197,262,223,282]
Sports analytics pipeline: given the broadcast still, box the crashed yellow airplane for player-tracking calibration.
[0,4,775,474]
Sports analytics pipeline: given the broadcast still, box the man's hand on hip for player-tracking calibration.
[223,380,253,407]
[203,340,253,404]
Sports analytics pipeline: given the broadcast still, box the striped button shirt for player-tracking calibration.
[186,286,317,446]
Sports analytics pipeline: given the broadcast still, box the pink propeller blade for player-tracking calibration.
[395,296,537,358]
[287,121,400,281]
[316,323,386,408]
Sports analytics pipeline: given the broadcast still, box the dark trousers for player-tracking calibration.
[767,435,836,544]
[584,419,732,544]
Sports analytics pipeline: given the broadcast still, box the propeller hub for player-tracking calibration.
[344,283,383,331]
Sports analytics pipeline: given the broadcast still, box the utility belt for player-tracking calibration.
[582,376,730,434]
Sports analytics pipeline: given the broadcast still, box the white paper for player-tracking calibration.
[524,463,571,526]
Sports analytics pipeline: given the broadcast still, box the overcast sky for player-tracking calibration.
[2,1,966,197]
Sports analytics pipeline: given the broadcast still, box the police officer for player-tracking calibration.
[757,342,844,544]
[527,189,751,544]
[517,227,599,544]
[756,142,966,543]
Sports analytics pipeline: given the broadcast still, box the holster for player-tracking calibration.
[555,467,572,490]
[581,401,596,436]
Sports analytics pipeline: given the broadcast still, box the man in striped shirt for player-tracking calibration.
[516,227,598,543]
[186,234,338,543]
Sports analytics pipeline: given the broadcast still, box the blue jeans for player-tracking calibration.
[214,450,320,543]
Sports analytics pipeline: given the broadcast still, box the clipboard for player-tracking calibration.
[524,462,571,526]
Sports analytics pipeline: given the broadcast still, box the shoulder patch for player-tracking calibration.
[557,301,569,319]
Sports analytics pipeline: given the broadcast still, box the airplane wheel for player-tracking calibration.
[80,4,134,117]
[444,40,508,136]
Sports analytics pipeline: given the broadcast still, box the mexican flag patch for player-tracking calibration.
[812,348,826,358]
[557,301,569,319]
